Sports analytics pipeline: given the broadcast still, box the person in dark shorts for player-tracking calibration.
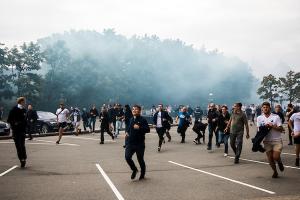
[56,103,70,144]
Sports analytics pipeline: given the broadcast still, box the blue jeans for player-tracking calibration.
[90,117,96,132]
[218,130,230,154]
[115,120,123,136]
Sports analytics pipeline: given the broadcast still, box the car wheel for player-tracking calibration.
[41,124,49,134]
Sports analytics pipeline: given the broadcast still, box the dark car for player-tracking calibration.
[0,120,10,136]
[35,111,74,134]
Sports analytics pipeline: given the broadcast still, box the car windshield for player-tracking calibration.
[37,111,57,120]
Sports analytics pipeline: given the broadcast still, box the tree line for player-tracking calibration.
[257,72,300,106]
[1,29,282,112]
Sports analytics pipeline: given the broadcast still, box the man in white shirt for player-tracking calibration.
[153,104,172,152]
[288,110,300,167]
[257,102,284,178]
[56,103,69,144]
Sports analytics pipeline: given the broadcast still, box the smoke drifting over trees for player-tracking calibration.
[1,29,256,110]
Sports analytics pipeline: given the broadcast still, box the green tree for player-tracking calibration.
[40,40,71,110]
[0,43,14,104]
[279,70,300,103]
[9,42,44,105]
[257,74,280,107]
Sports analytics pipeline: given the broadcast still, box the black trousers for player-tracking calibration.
[13,134,27,161]
[100,126,113,143]
[156,127,165,147]
[178,126,188,142]
[26,122,35,139]
[125,145,146,175]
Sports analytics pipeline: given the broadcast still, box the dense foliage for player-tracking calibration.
[1,29,258,111]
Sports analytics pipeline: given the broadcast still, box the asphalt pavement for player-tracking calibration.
[1,121,300,200]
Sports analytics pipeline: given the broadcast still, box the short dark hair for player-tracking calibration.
[222,105,228,110]
[287,103,293,108]
[262,102,271,107]
[132,104,141,111]
[235,102,242,107]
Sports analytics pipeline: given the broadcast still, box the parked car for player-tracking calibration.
[0,120,10,136]
[35,111,74,134]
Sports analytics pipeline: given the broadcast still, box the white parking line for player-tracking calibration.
[95,163,125,200]
[65,136,116,143]
[0,165,18,177]
[227,156,300,170]
[282,152,296,156]
[168,160,275,195]
[0,141,80,146]
[31,139,80,146]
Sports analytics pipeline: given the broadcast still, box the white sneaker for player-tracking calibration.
[224,153,228,157]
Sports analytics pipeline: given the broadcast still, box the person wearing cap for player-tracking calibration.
[7,97,28,168]
[55,103,70,144]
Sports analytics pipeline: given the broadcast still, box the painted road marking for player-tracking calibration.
[0,141,80,146]
[228,156,300,170]
[65,136,116,143]
[282,152,296,156]
[169,160,275,195]
[0,165,18,177]
[96,163,125,200]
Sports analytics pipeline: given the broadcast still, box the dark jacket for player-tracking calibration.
[7,105,27,134]
[115,108,125,121]
[26,110,38,124]
[99,111,110,130]
[81,111,90,121]
[108,108,117,122]
[207,109,219,126]
[153,111,172,129]
[218,112,231,132]
[90,108,99,119]
[251,125,271,153]
[126,116,150,146]
[124,109,133,126]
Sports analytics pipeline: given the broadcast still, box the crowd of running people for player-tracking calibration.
[5,96,300,180]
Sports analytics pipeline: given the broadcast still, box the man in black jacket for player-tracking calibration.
[125,105,150,180]
[207,103,219,150]
[153,104,172,152]
[7,97,27,168]
[26,104,38,140]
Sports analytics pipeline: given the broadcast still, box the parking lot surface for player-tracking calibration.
[1,122,300,200]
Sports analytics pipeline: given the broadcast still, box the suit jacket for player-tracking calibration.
[153,111,172,129]
[126,116,150,146]
[7,105,27,134]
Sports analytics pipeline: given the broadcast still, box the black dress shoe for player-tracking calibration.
[20,160,26,168]
[272,171,278,178]
[131,169,138,180]
[139,174,145,180]
[56,141,60,144]
[296,158,299,167]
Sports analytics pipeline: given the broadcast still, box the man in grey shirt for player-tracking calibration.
[225,102,249,164]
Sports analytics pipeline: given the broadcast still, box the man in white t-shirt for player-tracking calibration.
[55,103,70,144]
[257,102,284,178]
[288,110,300,167]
